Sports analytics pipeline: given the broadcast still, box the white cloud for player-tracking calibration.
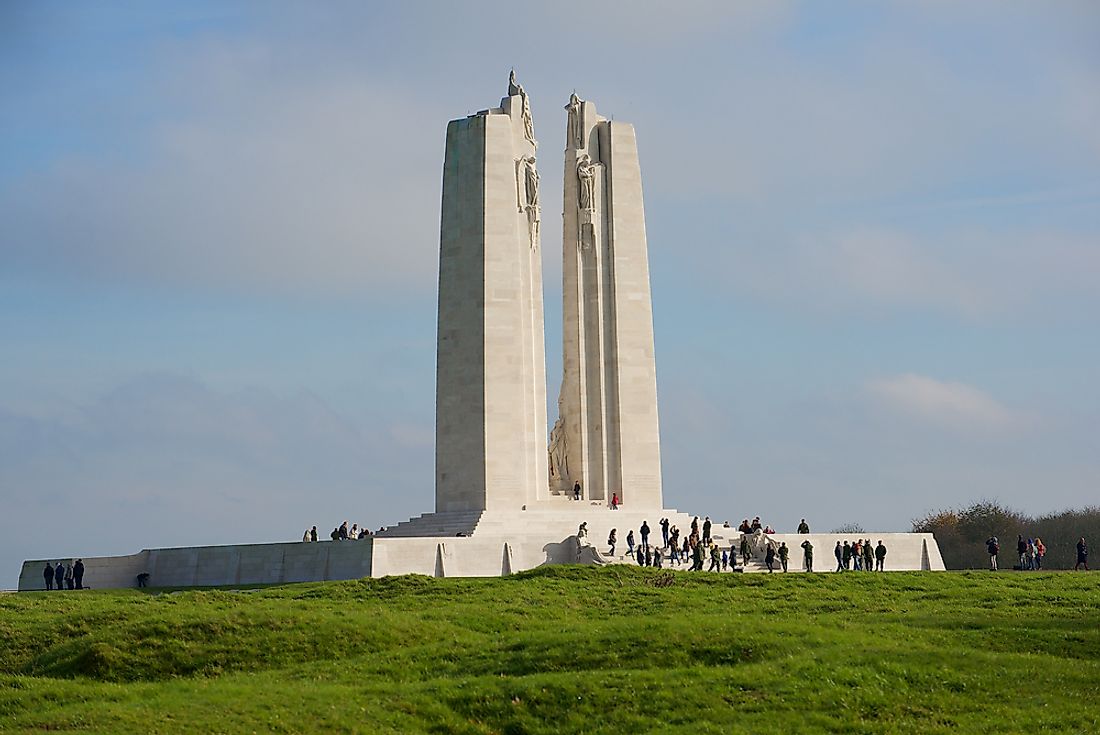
[867,373,1021,431]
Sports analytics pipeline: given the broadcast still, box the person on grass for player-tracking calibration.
[1076,538,1089,571]
[778,542,789,572]
[765,545,776,573]
[875,541,887,572]
[43,562,54,591]
[986,536,999,570]
[802,540,814,572]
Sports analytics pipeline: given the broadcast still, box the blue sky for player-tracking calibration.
[2,1,1098,587]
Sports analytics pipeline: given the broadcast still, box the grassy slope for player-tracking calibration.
[0,567,1097,734]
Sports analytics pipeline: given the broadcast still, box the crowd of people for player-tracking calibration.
[41,559,85,590]
[301,521,386,543]
[597,517,893,574]
[985,535,1089,571]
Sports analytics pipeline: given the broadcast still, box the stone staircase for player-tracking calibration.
[375,511,485,538]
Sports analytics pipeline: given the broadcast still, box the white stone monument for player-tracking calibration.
[548,95,663,509]
[15,74,947,589]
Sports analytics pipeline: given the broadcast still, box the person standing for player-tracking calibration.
[691,516,700,537]
[640,521,651,550]
[607,529,617,557]
[797,519,810,534]
[709,545,721,571]
[702,517,712,544]
[302,529,311,542]
[310,526,318,543]
[852,540,862,571]
[54,562,64,591]
[875,541,887,571]
[636,545,645,566]
[1034,537,1045,569]
[986,536,999,570]
[1025,539,1036,570]
[660,518,670,548]
[692,542,704,571]
[626,530,635,555]
[834,541,844,572]
[1076,538,1089,571]
[765,545,776,573]
[1016,535,1027,569]
[43,562,54,591]
[721,548,728,571]
[740,535,752,566]
[573,481,582,501]
[73,558,85,589]
[778,542,789,572]
[653,548,663,569]
[610,493,619,510]
[801,540,814,572]
[64,563,74,590]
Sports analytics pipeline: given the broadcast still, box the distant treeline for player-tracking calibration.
[912,501,1099,570]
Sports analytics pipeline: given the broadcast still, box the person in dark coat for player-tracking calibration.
[54,562,64,590]
[636,545,645,566]
[573,481,581,500]
[640,521,650,549]
[765,545,776,573]
[875,541,887,571]
[778,542,789,572]
[702,517,712,543]
[644,546,652,567]
[309,526,318,543]
[660,518,670,548]
[1076,538,1090,571]
[986,536,1000,570]
[802,539,814,572]
[797,519,810,534]
[835,541,844,572]
[43,562,54,591]
[73,559,85,589]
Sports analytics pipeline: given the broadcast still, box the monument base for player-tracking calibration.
[17,504,945,590]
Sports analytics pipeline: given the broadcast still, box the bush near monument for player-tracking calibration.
[912,500,1099,570]
[1,567,1097,734]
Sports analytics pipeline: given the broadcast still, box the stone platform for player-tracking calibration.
[17,504,944,590]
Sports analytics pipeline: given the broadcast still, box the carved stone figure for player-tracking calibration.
[521,92,535,145]
[523,156,539,209]
[508,69,521,97]
[577,153,599,211]
[548,415,568,483]
[565,93,583,148]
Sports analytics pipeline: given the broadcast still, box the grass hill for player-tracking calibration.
[1,567,1097,734]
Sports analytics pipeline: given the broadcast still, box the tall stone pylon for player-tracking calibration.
[548,95,663,508]
[435,71,549,513]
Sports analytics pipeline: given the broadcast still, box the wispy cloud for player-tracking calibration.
[867,373,1021,431]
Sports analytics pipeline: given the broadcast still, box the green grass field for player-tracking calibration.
[1,567,1097,734]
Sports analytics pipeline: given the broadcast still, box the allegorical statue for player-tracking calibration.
[564,92,583,148]
[507,70,536,145]
[577,153,599,211]
[548,415,568,485]
[523,156,539,209]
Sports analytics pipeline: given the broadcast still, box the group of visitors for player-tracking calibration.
[302,521,383,543]
[736,517,776,534]
[985,535,1089,571]
[832,539,888,572]
[42,559,85,590]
